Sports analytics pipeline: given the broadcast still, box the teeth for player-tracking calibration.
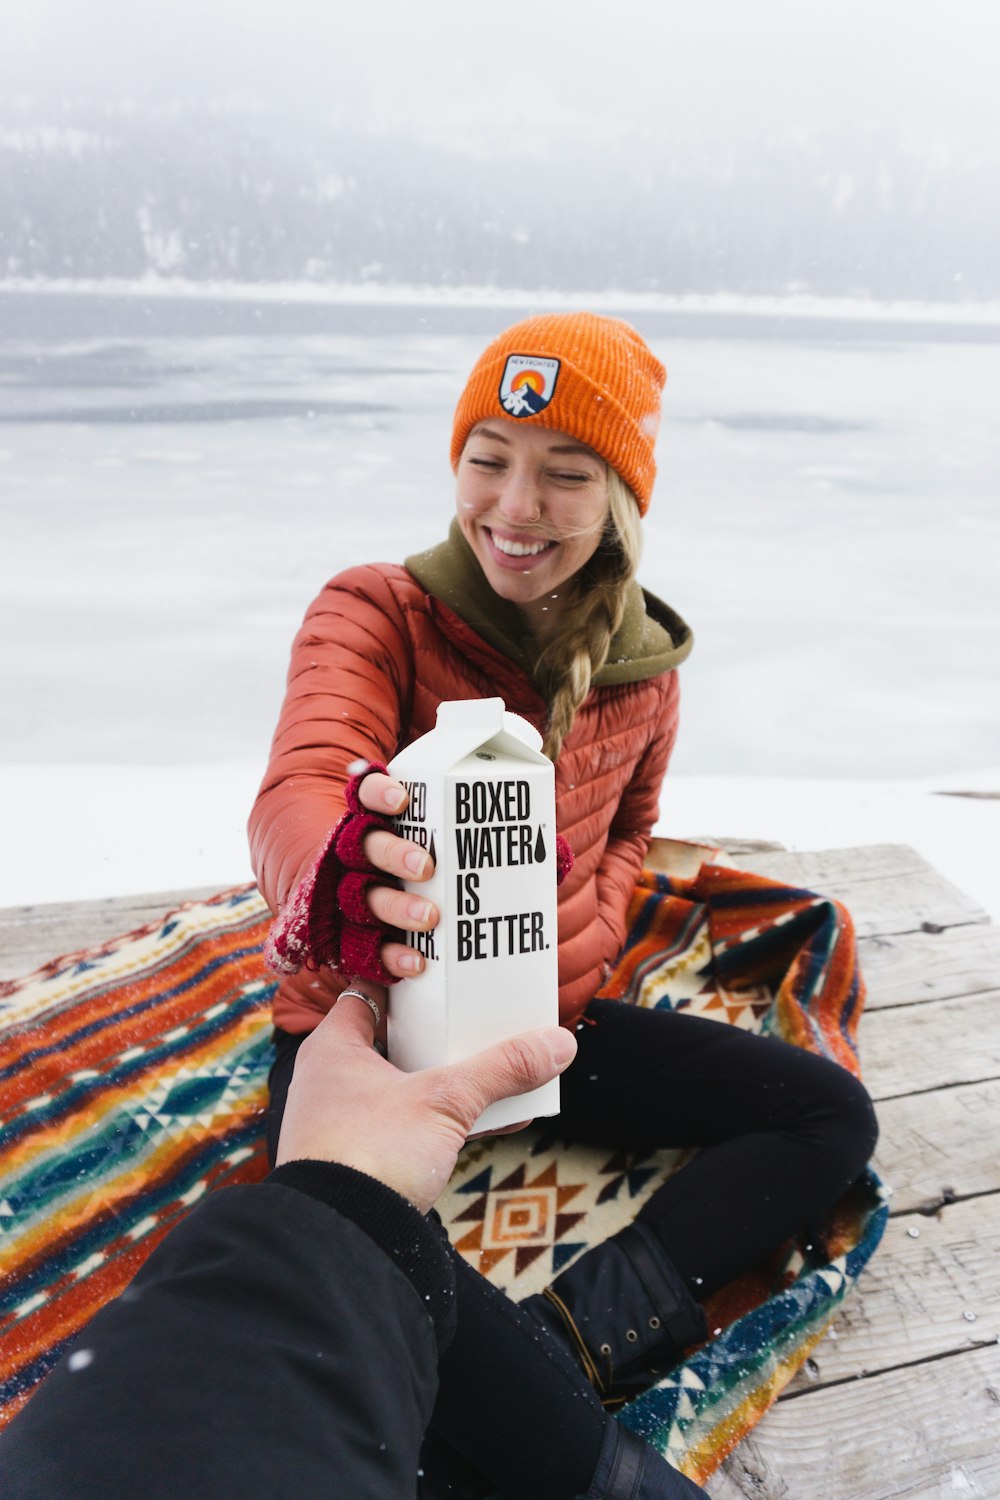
[491,533,551,557]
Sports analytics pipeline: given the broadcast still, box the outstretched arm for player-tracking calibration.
[249,569,439,984]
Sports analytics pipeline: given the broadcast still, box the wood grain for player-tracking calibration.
[0,886,231,983]
[871,1079,1000,1214]
[784,1193,1000,1389]
[861,991,1000,1100]
[731,843,990,937]
[859,923,1000,1010]
[708,1345,1000,1500]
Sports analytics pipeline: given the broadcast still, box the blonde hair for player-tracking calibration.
[535,469,643,761]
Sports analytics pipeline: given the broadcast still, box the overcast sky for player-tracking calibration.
[3,0,999,157]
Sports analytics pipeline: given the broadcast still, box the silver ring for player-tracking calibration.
[339,988,382,1029]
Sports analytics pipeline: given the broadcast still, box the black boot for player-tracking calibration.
[522,1221,708,1408]
[576,1421,708,1499]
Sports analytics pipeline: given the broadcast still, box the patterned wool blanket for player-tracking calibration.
[0,847,886,1485]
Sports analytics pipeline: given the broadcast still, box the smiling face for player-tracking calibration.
[455,421,610,638]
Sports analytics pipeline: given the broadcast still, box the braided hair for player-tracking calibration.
[534,469,642,761]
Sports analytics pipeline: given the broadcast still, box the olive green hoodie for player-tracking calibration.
[405,520,693,690]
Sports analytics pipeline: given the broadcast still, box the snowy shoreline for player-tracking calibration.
[3,277,1000,328]
[1,764,996,928]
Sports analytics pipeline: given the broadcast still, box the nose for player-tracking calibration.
[496,466,543,525]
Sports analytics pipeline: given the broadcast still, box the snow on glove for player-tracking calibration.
[264,761,401,985]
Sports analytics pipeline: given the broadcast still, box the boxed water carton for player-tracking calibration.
[387,698,560,1133]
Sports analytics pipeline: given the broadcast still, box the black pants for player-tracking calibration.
[268,999,877,1498]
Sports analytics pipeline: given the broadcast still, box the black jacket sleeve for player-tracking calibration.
[0,1165,457,1500]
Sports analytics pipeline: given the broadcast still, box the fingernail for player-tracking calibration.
[407,898,433,924]
[404,849,429,877]
[399,950,423,974]
[386,786,407,813]
[545,1028,577,1073]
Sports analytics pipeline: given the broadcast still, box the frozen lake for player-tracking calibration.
[2,288,997,780]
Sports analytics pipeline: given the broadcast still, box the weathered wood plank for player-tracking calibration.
[0,886,228,930]
[872,1079,1000,1214]
[860,923,1000,1010]
[707,1345,1000,1500]
[651,837,787,868]
[784,1193,1000,1391]
[861,991,1000,1100]
[731,843,990,937]
[730,841,950,885]
[0,887,230,984]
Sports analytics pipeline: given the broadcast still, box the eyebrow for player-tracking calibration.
[475,426,598,460]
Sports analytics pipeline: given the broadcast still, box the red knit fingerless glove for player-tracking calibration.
[264,769,574,983]
[264,761,400,985]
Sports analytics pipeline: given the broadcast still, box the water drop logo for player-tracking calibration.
[499,353,560,417]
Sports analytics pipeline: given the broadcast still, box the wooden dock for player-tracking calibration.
[2,843,999,1498]
[709,844,1000,1500]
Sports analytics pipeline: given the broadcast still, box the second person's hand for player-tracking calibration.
[276,989,578,1212]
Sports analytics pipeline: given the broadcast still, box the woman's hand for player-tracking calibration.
[355,772,439,980]
[263,766,440,985]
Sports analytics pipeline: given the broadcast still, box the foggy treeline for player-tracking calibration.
[2,100,996,300]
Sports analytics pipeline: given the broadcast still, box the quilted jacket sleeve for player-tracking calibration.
[594,671,680,964]
[249,567,416,917]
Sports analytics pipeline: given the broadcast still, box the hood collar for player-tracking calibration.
[405,521,693,687]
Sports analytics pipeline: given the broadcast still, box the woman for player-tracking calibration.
[250,313,878,1500]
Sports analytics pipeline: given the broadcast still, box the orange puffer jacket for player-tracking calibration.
[249,525,693,1033]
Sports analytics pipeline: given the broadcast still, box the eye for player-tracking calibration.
[548,469,593,485]
[467,455,504,471]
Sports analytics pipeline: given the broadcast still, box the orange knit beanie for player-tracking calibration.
[450,311,666,514]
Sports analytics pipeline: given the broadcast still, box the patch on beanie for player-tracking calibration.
[498,354,560,418]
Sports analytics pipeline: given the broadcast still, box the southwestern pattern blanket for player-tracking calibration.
[0,851,886,1485]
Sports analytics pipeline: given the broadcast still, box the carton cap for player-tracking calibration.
[435,698,506,732]
[391,697,549,780]
[434,698,543,753]
[502,710,543,753]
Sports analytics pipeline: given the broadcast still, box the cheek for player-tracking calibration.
[455,472,485,515]
[563,508,610,571]
[562,498,609,547]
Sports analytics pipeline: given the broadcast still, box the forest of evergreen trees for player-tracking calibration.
[2,99,996,300]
